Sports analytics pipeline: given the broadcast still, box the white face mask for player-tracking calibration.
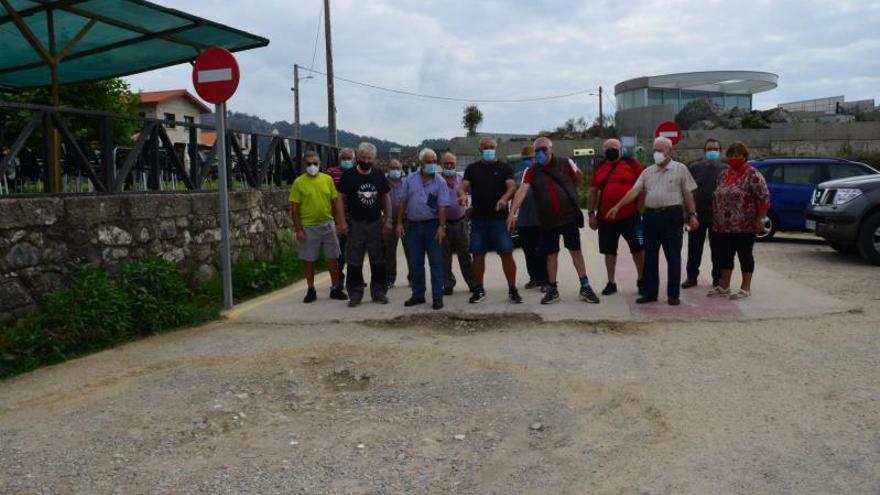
[306,164,319,176]
[653,152,667,165]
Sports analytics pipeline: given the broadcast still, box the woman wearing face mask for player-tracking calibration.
[708,142,770,300]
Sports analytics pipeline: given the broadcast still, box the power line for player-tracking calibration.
[300,66,599,103]
[306,0,323,82]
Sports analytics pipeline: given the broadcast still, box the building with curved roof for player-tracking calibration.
[614,71,779,136]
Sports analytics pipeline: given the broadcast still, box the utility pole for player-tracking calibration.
[598,86,604,134]
[293,64,301,139]
[324,0,338,146]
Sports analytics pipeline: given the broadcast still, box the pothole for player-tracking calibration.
[364,313,544,334]
[321,367,371,392]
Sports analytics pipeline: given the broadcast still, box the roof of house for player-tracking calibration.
[139,89,212,114]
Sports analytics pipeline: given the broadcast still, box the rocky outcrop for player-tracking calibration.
[676,99,796,130]
[0,191,293,322]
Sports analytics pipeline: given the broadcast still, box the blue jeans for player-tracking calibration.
[406,220,444,302]
[642,208,683,300]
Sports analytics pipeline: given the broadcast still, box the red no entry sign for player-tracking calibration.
[192,47,240,104]
[655,121,683,146]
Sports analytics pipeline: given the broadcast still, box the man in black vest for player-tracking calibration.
[507,137,600,304]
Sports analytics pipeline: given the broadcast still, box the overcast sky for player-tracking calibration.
[125,0,880,145]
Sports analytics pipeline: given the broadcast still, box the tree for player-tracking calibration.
[1,78,141,147]
[462,105,483,137]
[586,115,617,138]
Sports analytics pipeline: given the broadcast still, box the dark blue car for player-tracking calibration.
[750,158,878,240]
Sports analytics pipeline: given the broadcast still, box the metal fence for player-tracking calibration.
[0,101,339,195]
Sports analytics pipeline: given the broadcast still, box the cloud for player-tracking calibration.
[124,0,880,145]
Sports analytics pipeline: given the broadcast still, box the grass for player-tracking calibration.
[0,244,321,380]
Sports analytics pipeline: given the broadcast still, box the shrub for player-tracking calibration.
[117,257,197,334]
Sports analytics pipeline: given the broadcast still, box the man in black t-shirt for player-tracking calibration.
[458,136,522,304]
[339,142,392,306]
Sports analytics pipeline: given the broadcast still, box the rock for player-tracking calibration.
[453,434,466,441]
[529,422,545,431]
[102,247,129,261]
[0,279,34,311]
[5,242,41,268]
[690,119,718,131]
[675,99,723,130]
[97,226,133,246]
[356,443,365,449]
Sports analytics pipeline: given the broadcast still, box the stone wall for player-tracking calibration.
[0,190,293,322]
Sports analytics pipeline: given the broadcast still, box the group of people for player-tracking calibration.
[288,133,770,309]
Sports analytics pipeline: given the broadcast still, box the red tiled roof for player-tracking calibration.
[139,89,212,114]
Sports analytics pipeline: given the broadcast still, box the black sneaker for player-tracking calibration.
[508,288,523,304]
[373,294,389,304]
[635,296,657,304]
[469,287,486,304]
[303,288,317,303]
[524,280,543,290]
[432,300,444,310]
[540,288,560,304]
[681,278,698,289]
[580,285,600,304]
[601,282,617,296]
[347,299,361,308]
[444,287,454,296]
[329,287,348,300]
[668,298,681,306]
[404,297,425,307]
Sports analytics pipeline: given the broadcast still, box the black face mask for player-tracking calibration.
[357,160,373,171]
[605,148,620,161]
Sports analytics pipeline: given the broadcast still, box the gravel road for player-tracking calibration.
[0,234,878,494]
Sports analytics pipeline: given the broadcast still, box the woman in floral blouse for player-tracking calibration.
[708,142,770,300]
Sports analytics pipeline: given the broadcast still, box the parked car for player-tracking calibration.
[805,174,880,264]
[750,158,879,240]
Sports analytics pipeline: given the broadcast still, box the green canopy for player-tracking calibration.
[0,0,270,90]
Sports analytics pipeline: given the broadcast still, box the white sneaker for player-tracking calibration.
[728,289,751,300]
[707,286,731,297]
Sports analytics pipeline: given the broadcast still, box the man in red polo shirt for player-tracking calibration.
[587,138,645,296]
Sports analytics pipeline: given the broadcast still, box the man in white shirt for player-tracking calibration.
[607,137,699,306]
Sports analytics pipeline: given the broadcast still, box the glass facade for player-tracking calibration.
[617,88,752,114]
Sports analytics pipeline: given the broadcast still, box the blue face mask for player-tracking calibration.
[535,150,547,165]
[388,170,402,180]
[442,168,457,177]
[706,150,721,162]
[340,160,354,170]
[423,164,439,174]
[482,149,496,161]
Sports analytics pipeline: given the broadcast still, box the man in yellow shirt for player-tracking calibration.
[289,151,349,303]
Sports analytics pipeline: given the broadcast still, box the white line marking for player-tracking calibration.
[198,68,233,83]
[659,131,679,139]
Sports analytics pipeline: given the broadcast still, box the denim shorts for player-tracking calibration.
[469,218,513,254]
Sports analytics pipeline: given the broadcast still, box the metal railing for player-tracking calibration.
[0,101,340,195]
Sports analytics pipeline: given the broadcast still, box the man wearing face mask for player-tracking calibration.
[507,137,599,304]
[396,148,450,310]
[513,145,547,291]
[440,152,474,295]
[289,151,349,303]
[339,142,393,307]
[385,159,410,289]
[587,138,645,296]
[607,137,699,305]
[683,138,726,290]
[458,136,522,304]
[327,147,355,290]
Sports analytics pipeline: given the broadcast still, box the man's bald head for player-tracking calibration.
[602,138,622,151]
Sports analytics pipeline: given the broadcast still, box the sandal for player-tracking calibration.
[728,289,751,300]
[706,286,730,297]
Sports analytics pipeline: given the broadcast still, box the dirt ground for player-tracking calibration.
[0,234,878,494]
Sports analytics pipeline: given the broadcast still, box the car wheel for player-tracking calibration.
[755,212,777,242]
[856,211,880,265]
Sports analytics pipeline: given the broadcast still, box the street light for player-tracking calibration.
[292,64,314,139]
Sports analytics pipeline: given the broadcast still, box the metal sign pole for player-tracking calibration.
[215,102,234,310]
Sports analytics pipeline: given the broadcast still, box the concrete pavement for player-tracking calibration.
[227,227,857,325]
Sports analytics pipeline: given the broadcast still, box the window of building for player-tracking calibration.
[138,111,146,118]
[164,112,176,128]
[183,116,194,130]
